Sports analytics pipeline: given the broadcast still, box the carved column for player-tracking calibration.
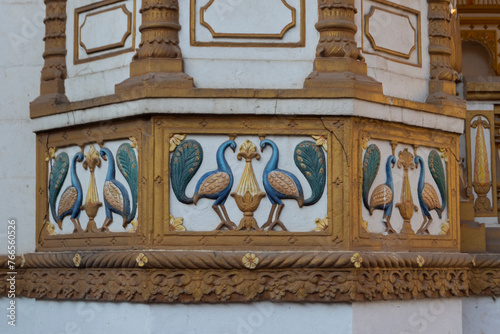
[31,0,69,112]
[304,0,382,94]
[116,0,194,96]
[426,0,463,106]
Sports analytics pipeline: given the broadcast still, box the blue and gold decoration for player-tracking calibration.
[362,144,396,234]
[414,150,447,234]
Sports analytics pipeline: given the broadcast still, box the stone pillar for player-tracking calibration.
[116,0,193,96]
[304,0,382,94]
[426,0,463,106]
[31,0,69,112]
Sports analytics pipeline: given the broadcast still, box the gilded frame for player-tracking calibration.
[465,110,498,218]
[36,117,152,251]
[153,115,343,248]
[351,118,460,251]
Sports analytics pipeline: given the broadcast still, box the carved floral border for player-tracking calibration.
[1,251,499,303]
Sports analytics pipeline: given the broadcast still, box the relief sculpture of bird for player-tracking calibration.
[170,139,237,230]
[100,144,138,232]
[260,139,326,231]
[362,144,397,234]
[414,150,447,234]
[49,152,85,233]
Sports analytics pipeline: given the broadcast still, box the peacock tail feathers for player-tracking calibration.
[170,139,204,204]
[116,143,138,223]
[49,152,69,223]
[362,144,381,212]
[294,141,326,206]
[428,150,447,213]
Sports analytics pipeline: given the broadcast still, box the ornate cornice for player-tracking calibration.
[1,251,499,303]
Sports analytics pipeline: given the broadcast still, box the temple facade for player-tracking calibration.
[1,0,500,332]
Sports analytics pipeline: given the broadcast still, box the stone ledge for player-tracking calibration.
[29,88,466,121]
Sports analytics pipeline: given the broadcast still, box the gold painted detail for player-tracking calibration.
[169,214,186,232]
[82,145,103,233]
[73,254,81,267]
[231,140,266,231]
[45,147,57,162]
[315,217,329,232]
[396,149,418,235]
[136,253,148,267]
[416,255,425,267]
[312,135,328,151]
[170,134,186,152]
[242,253,259,270]
[440,220,450,236]
[351,253,363,269]
[46,222,56,236]
[472,117,492,212]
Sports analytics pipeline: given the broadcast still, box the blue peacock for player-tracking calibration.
[170,139,237,230]
[49,151,85,233]
[259,139,326,231]
[100,144,138,232]
[362,144,397,234]
[414,150,447,234]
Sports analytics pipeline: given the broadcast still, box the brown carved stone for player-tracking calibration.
[304,0,382,95]
[115,0,194,97]
[426,0,464,107]
[3,251,500,303]
[30,0,69,112]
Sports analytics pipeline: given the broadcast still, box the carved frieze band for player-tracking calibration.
[1,252,499,303]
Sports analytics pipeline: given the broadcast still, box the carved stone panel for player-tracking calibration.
[361,0,421,66]
[73,0,136,64]
[191,0,305,47]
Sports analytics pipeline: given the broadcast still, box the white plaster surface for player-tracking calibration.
[353,298,463,334]
[366,7,416,57]
[201,0,295,36]
[0,0,42,255]
[463,296,500,334]
[0,298,353,334]
[30,98,465,134]
[358,0,430,102]
[65,0,138,101]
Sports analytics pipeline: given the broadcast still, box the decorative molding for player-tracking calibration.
[304,0,383,94]
[200,0,295,39]
[361,0,422,67]
[426,0,464,107]
[190,0,306,47]
[30,0,69,112]
[2,251,500,303]
[466,111,498,218]
[460,17,500,76]
[365,7,416,59]
[74,0,136,64]
[115,0,194,97]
